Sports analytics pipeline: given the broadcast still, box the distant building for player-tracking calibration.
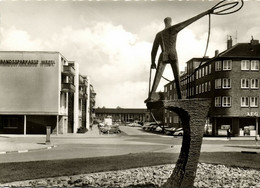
[95,108,146,123]
[0,51,95,134]
[89,84,96,125]
[164,37,260,137]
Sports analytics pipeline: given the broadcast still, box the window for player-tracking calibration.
[209,64,212,74]
[170,85,172,90]
[196,86,198,94]
[173,116,179,123]
[241,97,249,107]
[202,83,205,93]
[215,97,221,107]
[241,60,250,70]
[208,81,211,91]
[215,61,222,71]
[199,69,201,78]
[165,87,167,92]
[223,60,232,70]
[251,60,259,70]
[205,82,208,92]
[241,79,249,88]
[222,96,231,107]
[198,85,201,94]
[215,79,222,89]
[202,67,205,77]
[222,78,231,88]
[196,71,198,79]
[251,79,259,89]
[250,97,258,107]
[205,66,208,76]
[3,118,18,128]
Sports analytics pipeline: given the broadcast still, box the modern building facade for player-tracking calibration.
[0,51,96,134]
[164,38,260,137]
[95,108,146,123]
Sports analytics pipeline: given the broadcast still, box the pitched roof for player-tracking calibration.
[218,42,260,58]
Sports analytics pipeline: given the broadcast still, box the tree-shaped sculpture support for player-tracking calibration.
[147,98,211,188]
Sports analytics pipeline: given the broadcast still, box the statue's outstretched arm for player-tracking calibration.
[168,9,212,33]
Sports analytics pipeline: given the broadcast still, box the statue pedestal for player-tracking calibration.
[147,98,211,188]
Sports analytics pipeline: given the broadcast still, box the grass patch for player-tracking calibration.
[1,151,260,184]
[199,152,260,170]
[0,152,178,183]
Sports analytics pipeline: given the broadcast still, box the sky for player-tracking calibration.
[0,0,259,108]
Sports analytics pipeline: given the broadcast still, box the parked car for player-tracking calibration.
[137,121,144,126]
[155,126,163,132]
[142,122,156,130]
[149,124,159,131]
[173,128,183,136]
[128,122,141,127]
[124,122,131,126]
[165,127,176,135]
[100,125,121,134]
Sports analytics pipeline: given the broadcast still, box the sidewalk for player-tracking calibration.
[203,136,258,141]
[0,125,120,154]
[0,138,56,154]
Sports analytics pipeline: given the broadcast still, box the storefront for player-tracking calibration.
[212,116,259,137]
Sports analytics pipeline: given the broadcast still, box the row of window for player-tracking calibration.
[166,78,259,99]
[215,97,259,107]
[215,60,232,71]
[165,116,179,124]
[185,60,260,85]
[215,97,231,107]
[196,64,212,80]
[215,78,231,89]
[241,97,258,107]
[195,81,211,95]
[215,78,259,89]
[241,78,259,89]
[241,60,259,70]
[215,60,259,71]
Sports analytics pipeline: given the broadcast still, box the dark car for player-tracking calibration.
[100,125,121,134]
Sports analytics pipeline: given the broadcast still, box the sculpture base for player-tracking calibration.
[148,99,211,188]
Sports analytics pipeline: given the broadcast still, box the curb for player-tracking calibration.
[0,145,57,155]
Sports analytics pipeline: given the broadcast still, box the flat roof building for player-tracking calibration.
[0,51,96,134]
[95,108,147,123]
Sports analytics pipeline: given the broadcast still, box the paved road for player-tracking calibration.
[0,125,259,163]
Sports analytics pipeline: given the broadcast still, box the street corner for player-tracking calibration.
[0,141,57,155]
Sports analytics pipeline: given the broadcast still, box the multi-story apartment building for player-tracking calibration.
[0,51,95,134]
[164,38,260,137]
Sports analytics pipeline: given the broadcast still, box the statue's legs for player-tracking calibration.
[147,61,166,101]
[170,60,182,99]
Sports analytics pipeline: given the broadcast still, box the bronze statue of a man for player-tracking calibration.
[145,8,213,103]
